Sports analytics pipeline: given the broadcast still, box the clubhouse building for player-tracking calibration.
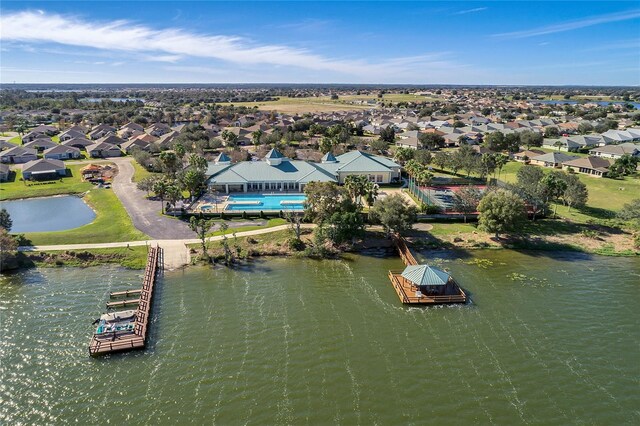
[206,149,401,193]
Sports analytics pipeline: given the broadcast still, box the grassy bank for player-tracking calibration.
[21,188,148,245]
[411,219,638,256]
[25,246,149,269]
[0,164,93,200]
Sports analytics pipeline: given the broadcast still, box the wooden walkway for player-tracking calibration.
[389,234,467,305]
[88,246,164,356]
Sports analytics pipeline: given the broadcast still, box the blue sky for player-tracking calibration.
[1,1,639,85]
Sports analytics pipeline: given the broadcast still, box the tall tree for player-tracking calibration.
[189,216,213,262]
[561,174,588,212]
[418,133,445,150]
[152,179,170,213]
[452,186,483,223]
[369,194,417,236]
[520,130,543,150]
[477,189,526,238]
[0,208,13,232]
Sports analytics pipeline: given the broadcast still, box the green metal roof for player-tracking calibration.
[265,148,284,159]
[401,265,451,286]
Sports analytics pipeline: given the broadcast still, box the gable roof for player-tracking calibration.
[563,156,612,170]
[334,150,400,173]
[531,152,578,163]
[23,158,65,173]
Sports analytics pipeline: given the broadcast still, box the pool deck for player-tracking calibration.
[191,192,306,214]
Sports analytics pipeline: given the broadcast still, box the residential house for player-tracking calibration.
[86,141,121,158]
[0,146,38,163]
[22,131,49,144]
[61,137,93,150]
[588,143,640,159]
[513,149,545,162]
[529,152,579,168]
[22,158,67,180]
[24,138,57,152]
[43,144,82,160]
[121,138,153,154]
[88,124,117,140]
[95,134,125,146]
[146,122,172,137]
[0,140,15,151]
[0,163,10,181]
[59,129,86,141]
[31,124,59,135]
[562,156,612,177]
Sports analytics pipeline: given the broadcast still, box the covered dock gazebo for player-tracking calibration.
[400,264,458,297]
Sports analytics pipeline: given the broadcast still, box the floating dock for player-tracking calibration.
[389,235,466,305]
[89,246,163,356]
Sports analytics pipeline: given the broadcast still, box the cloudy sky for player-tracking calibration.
[1,1,639,85]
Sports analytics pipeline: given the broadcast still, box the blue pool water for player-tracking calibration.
[225,194,306,211]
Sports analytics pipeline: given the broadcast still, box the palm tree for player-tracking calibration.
[494,153,508,180]
[153,179,169,214]
[251,130,263,146]
[344,175,369,207]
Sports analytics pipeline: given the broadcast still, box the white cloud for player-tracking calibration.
[0,9,465,80]
[453,7,488,15]
[493,9,640,38]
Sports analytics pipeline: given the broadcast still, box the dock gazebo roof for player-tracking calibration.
[401,265,451,287]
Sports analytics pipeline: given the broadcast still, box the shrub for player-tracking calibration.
[287,237,305,251]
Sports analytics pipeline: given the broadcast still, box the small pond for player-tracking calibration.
[1,195,96,233]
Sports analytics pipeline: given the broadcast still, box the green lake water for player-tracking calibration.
[1,251,639,424]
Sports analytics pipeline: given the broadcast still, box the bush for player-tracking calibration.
[259,210,265,219]
[287,237,305,251]
[242,211,248,220]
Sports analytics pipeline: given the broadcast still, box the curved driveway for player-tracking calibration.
[110,158,194,239]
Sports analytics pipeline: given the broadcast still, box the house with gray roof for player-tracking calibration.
[530,152,579,168]
[86,141,121,158]
[43,144,82,160]
[24,138,57,152]
[61,137,93,150]
[59,129,86,141]
[0,163,10,181]
[0,146,37,164]
[562,156,612,178]
[207,149,401,193]
[22,159,66,180]
[589,143,640,159]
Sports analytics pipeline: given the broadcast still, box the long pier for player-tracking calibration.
[389,235,466,305]
[88,246,164,356]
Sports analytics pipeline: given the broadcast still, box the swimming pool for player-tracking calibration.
[225,194,306,211]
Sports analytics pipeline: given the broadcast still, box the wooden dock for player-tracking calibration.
[110,289,142,298]
[106,298,140,309]
[389,234,467,305]
[88,246,164,356]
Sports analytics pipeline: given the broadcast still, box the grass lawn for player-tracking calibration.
[0,164,93,200]
[21,188,148,245]
[131,160,160,182]
[497,161,640,214]
[8,136,22,145]
[51,135,60,143]
[205,218,288,237]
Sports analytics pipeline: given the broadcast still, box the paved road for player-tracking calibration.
[110,158,195,239]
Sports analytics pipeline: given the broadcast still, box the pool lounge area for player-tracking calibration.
[194,193,306,213]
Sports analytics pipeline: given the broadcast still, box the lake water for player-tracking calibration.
[1,251,638,424]
[1,195,96,233]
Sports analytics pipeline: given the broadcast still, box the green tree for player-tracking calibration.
[369,194,417,236]
[544,126,560,138]
[369,138,389,153]
[618,199,640,225]
[0,228,18,271]
[344,175,370,208]
[251,130,263,146]
[221,130,238,147]
[304,182,354,224]
[540,172,567,217]
[379,126,396,144]
[0,208,13,232]
[433,151,450,170]
[414,149,432,165]
[418,133,445,150]
[152,179,170,213]
[477,189,526,238]
[494,154,509,179]
[484,131,505,151]
[393,147,414,163]
[181,169,207,199]
[452,186,483,223]
[159,151,180,177]
[561,174,588,212]
[136,175,159,197]
[520,130,543,150]
[327,211,365,244]
[189,216,213,262]
[188,153,208,172]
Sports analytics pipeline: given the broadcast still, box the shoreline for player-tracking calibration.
[4,235,636,273]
